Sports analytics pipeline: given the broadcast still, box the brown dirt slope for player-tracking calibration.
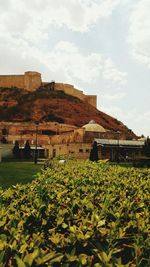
[0,86,136,138]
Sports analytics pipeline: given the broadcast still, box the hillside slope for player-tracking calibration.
[0,86,136,138]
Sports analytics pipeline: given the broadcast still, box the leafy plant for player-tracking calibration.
[0,160,149,266]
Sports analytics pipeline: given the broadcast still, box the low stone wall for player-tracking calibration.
[0,144,14,159]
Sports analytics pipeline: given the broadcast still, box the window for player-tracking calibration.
[101,148,106,156]
[42,130,56,135]
[52,149,56,158]
[2,128,8,135]
[86,149,90,153]
[79,149,83,153]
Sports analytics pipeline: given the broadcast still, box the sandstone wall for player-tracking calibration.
[54,83,85,100]
[84,95,97,108]
[0,71,97,107]
[49,128,85,145]
[0,122,77,145]
[54,83,97,108]
[44,143,91,159]
[0,71,41,91]
[0,75,25,89]
[24,71,41,91]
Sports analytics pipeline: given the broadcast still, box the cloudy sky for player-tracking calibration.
[0,0,150,136]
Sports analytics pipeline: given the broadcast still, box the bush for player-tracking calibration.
[0,160,149,266]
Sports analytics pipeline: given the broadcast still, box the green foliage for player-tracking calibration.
[0,160,149,266]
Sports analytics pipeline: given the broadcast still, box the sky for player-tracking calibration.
[0,0,150,136]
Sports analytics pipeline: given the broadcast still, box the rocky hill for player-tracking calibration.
[0,86,136,138]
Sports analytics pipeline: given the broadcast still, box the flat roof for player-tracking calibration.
[95,139,144,147]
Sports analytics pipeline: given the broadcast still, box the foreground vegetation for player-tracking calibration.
[0,160,149,266]
[0,162,41,188]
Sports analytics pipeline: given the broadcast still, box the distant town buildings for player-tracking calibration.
[0,120,144,161]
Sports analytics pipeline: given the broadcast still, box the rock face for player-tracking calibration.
[0,86,136,139]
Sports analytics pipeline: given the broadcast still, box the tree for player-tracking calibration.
[24,140,31,159]
[12,141,20,158]
[143,137,150,157]
[89,141,99,161]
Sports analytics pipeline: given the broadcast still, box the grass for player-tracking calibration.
[0,162,42,188]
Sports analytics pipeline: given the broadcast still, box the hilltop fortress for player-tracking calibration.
[0,71,97,108]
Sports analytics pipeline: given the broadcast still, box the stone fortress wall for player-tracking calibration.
[49,82,97,108]
[0,71,42,92]
[0,71,97,107]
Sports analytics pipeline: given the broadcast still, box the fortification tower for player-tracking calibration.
[24,71,41,91]
[0,71,42,92]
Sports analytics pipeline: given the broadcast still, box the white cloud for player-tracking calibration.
[102,59,127,85]
[134,111,150,136]
[128,0,150,68]
[44,41,127,85]
[0,0,121,45]
[101,104,150,136]
[0,0,126,84]
[0,34,127,86]
[101,92,126,101]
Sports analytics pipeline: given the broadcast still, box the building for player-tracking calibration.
[0,120,144,161]
[43,120,143,160]
[0,122,77,146]
[95,138,144,161]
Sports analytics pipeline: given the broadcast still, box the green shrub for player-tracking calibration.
[0,160,149,266]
